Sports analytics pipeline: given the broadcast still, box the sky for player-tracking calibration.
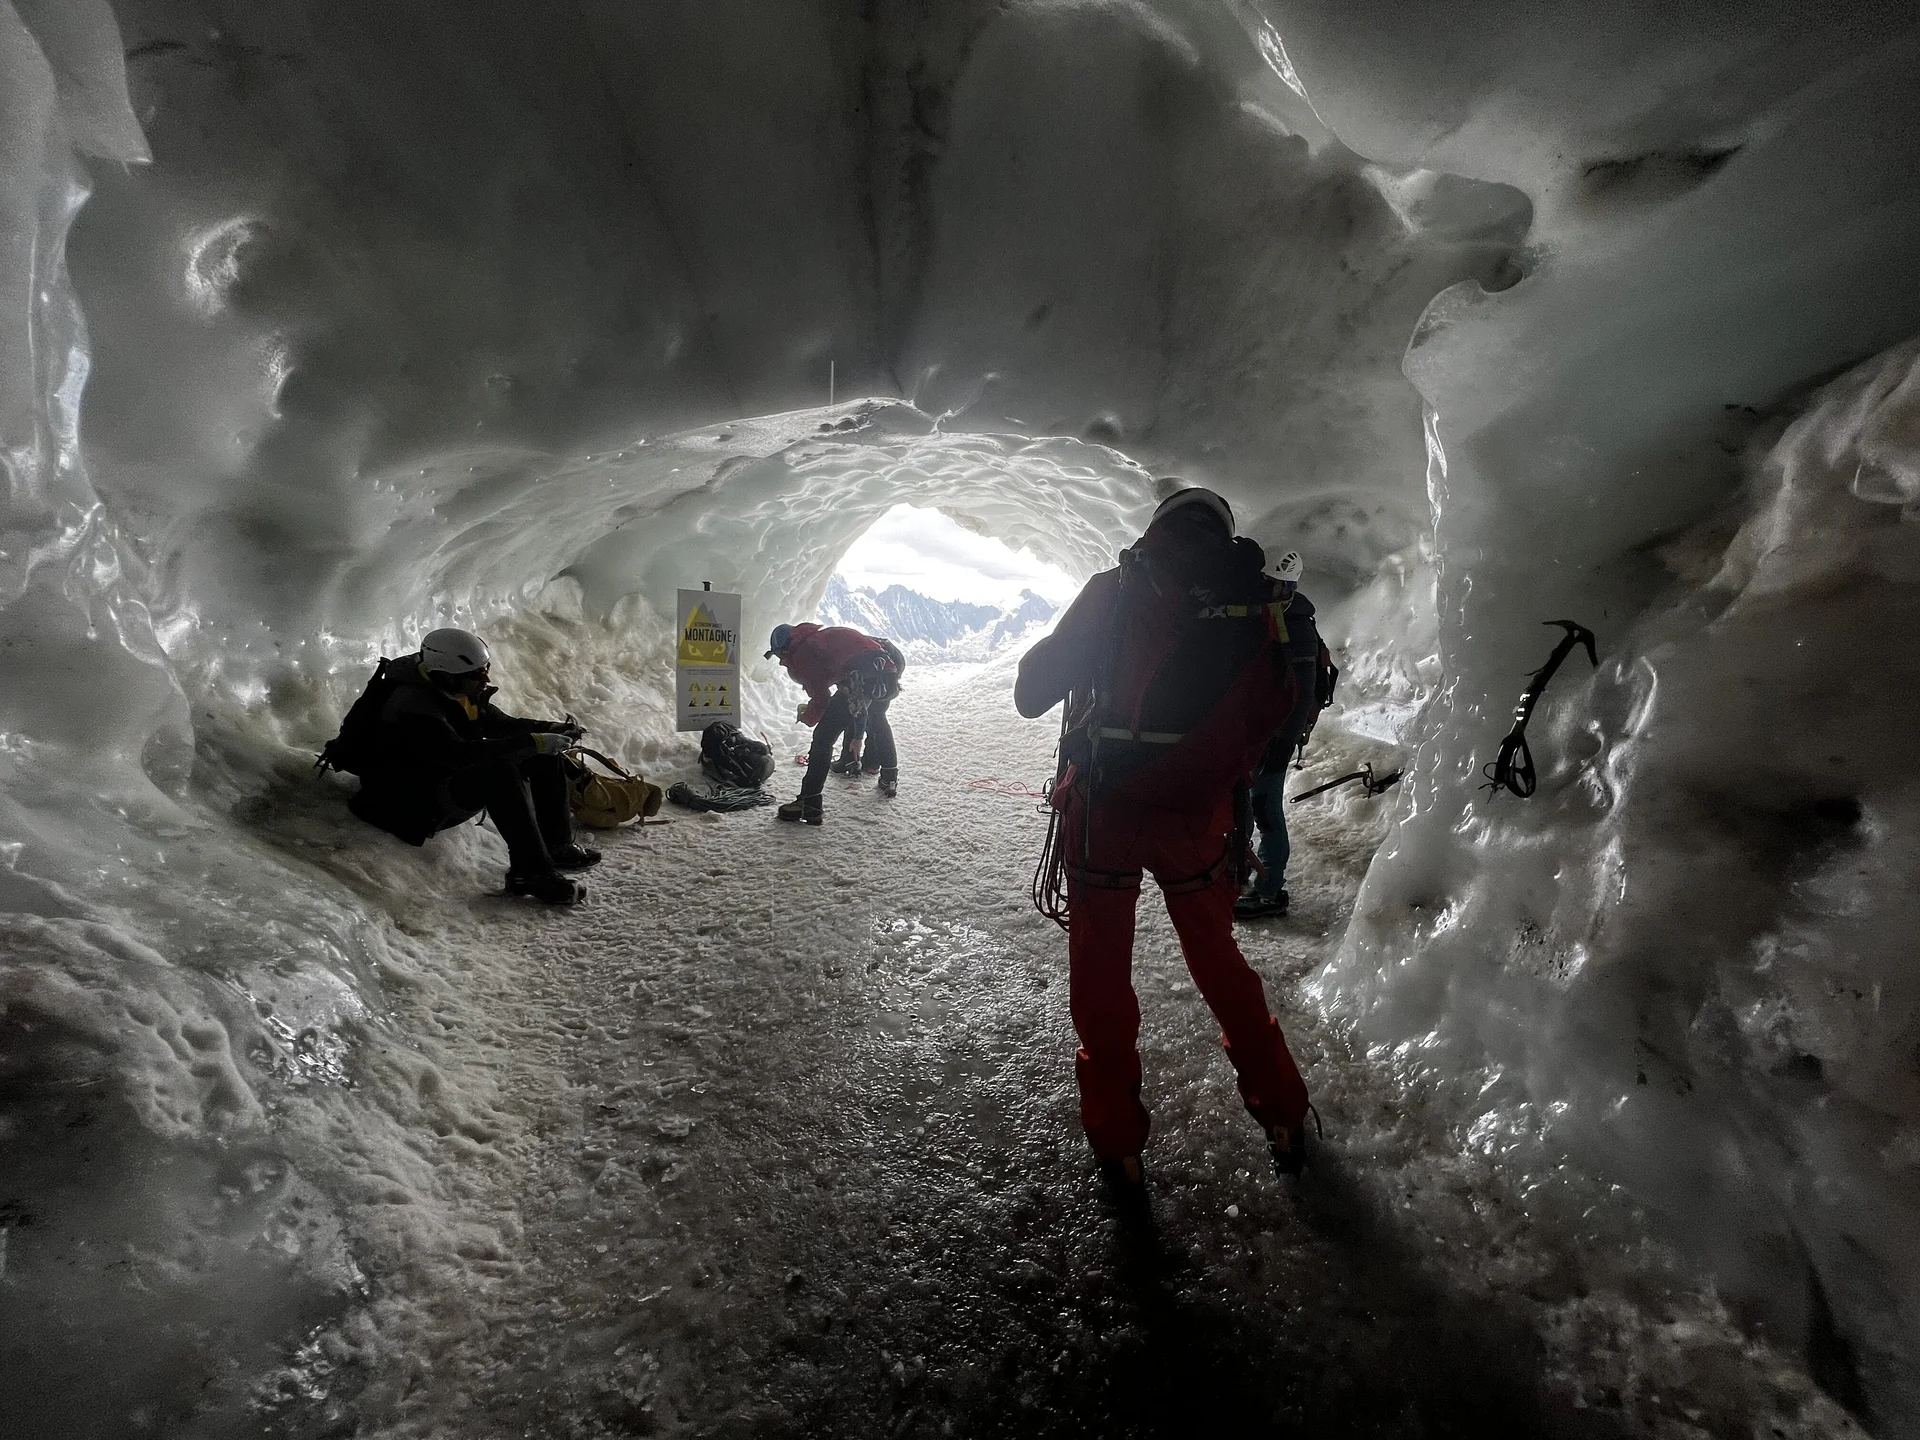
[835,504,1079,608]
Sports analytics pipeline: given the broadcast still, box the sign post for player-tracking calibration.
[676,586,742,731]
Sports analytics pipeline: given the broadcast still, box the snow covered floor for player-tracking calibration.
[233,656,1860,1440]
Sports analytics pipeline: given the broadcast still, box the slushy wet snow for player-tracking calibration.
[3,1,1919,1435]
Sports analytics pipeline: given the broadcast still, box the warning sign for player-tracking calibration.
[675,588,741,732]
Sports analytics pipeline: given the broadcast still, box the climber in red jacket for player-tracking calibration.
[1016,487,1313,1195]
[767,621,901,823]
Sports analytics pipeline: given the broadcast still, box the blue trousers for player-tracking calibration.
[1250,768,1290,897]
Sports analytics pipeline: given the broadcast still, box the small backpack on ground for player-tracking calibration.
[700,721,775,789]
[316,655,408,777]
[564,746,664,828]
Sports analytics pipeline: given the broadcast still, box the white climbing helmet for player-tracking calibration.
[420,627,492,676]
[1274,551,1304,583]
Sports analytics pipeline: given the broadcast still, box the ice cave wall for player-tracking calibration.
[1280,2,1920,1420]
[3,0,1920,1428]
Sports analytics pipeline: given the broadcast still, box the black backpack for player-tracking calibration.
[699,721,775,789]
[1316,642,1339,710]
[316,656,407,777]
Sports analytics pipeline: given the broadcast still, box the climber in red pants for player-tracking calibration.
[1016,486,1312,1195]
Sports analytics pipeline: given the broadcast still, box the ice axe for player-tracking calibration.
[1291,762,1403,804]
[1480,620,1599,799]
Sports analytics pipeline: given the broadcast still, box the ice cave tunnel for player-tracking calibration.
[4,2,1920,1436]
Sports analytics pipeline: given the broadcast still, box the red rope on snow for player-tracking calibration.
[965,777,1047,798]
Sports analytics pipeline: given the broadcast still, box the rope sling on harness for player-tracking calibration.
[1481,620,1598,799]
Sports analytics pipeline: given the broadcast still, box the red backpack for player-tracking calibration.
[1075,539,1299,809]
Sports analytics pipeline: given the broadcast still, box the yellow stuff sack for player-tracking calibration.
[565,746,664,828]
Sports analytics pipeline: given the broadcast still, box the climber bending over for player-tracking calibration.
[767,622,901,823]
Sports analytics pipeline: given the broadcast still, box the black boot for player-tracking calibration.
[1096,1154,1151,1223]
[876,768,898,799]
[1098,1153,1146,1193]
[1234,889,1288,920]
[548,842,602,871]
[776,795,824,825]
[506,869,586,905]
[1268,1104,1321,1178]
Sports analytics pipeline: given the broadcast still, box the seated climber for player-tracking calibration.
[766,622,902,823]
[334,627,598,904]
[830,636,907,775]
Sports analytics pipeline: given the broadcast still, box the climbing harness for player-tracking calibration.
[841,649,902,717]
[1291,762,1403,804]
[1480,620,1599,799]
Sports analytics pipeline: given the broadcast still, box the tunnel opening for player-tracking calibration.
[815,502,1076,668]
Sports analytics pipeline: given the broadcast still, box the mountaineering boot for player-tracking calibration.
[830,743,862,775]
[1268,1105,1320,1178]
[1234,889,1289,920]
[861,760,881,777]
[506,869,586,905]
[1096,1154,1151,1222]
[776,795,824,825]
[548,842,602,872]
[876,768,898,799]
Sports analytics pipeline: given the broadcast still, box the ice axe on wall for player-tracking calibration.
[1480,620,1599,799]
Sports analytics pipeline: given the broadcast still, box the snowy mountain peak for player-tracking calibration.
[817,577,1057,660]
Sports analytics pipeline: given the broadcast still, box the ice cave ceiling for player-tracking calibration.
[5,0,1920,1432]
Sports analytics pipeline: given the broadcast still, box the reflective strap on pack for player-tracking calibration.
[1194,600,1290,643]
[1093,726,1184,744]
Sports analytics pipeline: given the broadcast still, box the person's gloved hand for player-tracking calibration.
[556,713,585,741]
[795,702,813,724]
[531,731,573,756]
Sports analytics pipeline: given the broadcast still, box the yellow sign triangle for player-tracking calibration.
[678,603,731,666]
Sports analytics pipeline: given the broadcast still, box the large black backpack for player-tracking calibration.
[699,721,775,789]
[316,655,408,777]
